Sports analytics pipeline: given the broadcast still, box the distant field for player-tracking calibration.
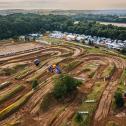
[0,42,43,57]
[99,21,126,27]
[119,16,126,18]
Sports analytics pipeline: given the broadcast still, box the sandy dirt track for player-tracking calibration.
[0,42,126,126]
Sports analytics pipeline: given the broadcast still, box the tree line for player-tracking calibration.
[73,14,126,23]
[0,13,125,40]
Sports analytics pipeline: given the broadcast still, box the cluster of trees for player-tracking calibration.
[53,74,82,99]
[73,14,126,23]
[0,14,68,39]
[65,21,126,40]
[40,74,82,111]
[0,13,126,40]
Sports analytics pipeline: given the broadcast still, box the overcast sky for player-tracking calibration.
[0,0,126,10]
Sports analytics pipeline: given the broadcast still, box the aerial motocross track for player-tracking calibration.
[0,41,126,126]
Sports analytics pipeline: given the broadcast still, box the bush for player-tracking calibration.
[32,80,39,90]
[114,91,124,108]
[53,74,82,99]
[75,113,83,123]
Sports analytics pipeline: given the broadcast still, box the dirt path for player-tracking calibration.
[0,44,77,125]
[93,56,125,126]
[47,55,108,126]
[1,43,126,126]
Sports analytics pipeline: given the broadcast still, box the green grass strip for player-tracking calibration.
[14,68,31,80]
[0,90,34,120]
[0,85,24,104]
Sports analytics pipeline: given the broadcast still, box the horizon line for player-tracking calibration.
[0,8,126,11]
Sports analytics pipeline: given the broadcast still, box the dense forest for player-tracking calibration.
[0,13,126,40]
[73,14,126,23]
